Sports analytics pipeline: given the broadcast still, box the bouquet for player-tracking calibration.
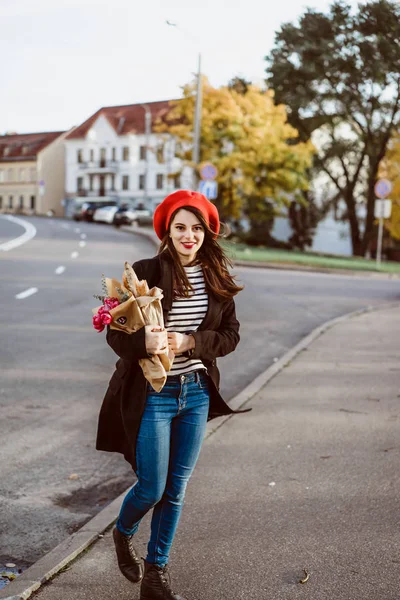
[92,262,174,392]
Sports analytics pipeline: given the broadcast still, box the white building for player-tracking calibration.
[64,101,192,215]
[0,130,69,217]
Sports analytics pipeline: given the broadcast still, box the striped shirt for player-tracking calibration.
[166,265,208,376]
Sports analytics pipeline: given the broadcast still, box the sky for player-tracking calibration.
[1,0,359,134]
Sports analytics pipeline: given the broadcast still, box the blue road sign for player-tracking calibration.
[200,163,218,180]
[199,180,218,200]
[374,179,392,199]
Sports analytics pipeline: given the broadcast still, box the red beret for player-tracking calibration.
[153,190,220,240]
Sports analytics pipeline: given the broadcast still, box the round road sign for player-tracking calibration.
[200,163,218,181]
[374,179,392,199]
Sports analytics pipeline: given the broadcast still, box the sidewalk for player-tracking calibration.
[3,305,400,600]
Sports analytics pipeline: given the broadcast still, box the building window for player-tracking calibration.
[139,145,146,160]
[19,168,25,182]
[90,149,94,162]
[122,147,130,161]
[0,170,4,182]
[29,168,36,182]
[156,143,164,163]
[112,147,116,161]
[89,175,94,192]
[77,177,84,192]
[174,174,181,188]
[139,174,145,190]
[7,168,14,182]
[111,174,115,191]
[77,149,83,163]
[3,147,10,157]
[30,195,36,210]
[8,195,13,209]
[19,195,24,209]
[0,196,3,209]
[156,174,164,190]
[122,175,129,191]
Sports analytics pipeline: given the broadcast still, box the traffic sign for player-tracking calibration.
[199,180,218,200]
[374,199,392,219]
[200,163,218,181]
[374,179,392,199]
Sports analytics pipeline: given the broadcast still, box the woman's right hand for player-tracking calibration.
[145,325,168,355]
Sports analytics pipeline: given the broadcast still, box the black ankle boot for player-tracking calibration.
[112,526,144,583]
[140,559,186,600]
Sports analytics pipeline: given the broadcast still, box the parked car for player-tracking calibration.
[73,201,117,222]
[113,202,152,227]
[93,205,119,224]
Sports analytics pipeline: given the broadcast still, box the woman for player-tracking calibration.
[96,190,248,600]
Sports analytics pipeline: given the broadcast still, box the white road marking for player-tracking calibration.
[55,266,66,275]
[0,215,37,251]
[74,227,81,233]
[80,233,87,239]
[16,287,38,299]
[61,224,70,230]
[79,241,86,248]
[71,251,79,259]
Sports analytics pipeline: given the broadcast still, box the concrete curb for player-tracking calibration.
[2,308,400,598]
[121,224,400,280]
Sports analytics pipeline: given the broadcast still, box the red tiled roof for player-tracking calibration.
[0,131,65,162]
[65,101,175,140]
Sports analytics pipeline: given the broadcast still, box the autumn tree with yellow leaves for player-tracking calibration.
[382,132,400,243]
[157,77,314,244]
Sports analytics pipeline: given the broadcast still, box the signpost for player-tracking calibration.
[374,179,393,268]
[199,163,218,200]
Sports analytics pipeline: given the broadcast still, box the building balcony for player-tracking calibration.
[76,189,119,200]
[77,160,119,174]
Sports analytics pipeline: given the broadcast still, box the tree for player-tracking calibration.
[382,131,400,240]
[157,78,314,244]
[266,0,400,256]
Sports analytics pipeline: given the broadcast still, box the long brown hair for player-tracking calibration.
[158,206,243,301]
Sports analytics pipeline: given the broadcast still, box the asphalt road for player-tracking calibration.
[1,215,399,570]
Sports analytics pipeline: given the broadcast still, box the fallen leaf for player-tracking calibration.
[68,474,79,480]
[299,568,310,584]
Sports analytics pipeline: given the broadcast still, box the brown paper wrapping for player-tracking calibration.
[93,262,174,392]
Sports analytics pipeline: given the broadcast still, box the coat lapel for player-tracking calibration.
[198,292,222,331]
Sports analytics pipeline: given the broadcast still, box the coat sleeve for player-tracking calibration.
[105,259,149,361]
[190,299,240,361]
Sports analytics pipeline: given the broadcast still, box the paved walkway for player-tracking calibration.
[6,306,400,599]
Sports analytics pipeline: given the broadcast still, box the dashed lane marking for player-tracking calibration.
[16,287,38,299]
[55,266,66,275]
[71,251,79,259]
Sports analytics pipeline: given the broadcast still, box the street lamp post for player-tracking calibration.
[192,52,202,189]
[166,21,202,191]
[140,103,152,207]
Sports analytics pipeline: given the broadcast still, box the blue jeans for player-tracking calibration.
[116,370,210,567]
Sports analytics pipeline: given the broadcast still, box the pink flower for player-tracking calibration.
[97,306,106,314]
[101,311,113,325]
[104,297,120,310]
[92,314,105,332]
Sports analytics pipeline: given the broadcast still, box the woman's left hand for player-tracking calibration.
[167,332,195,354]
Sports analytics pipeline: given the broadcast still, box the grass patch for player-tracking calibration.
[221,240,400,274]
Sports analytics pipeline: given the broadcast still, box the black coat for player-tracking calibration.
[96,253,248,472]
